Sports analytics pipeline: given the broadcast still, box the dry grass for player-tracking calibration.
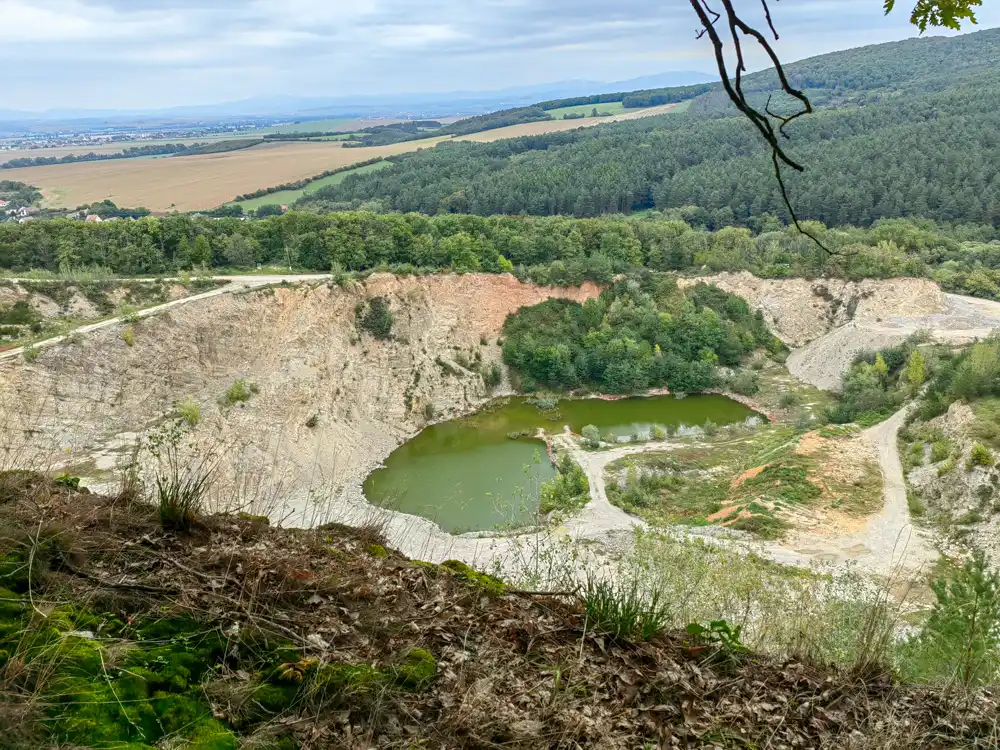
[2,477,996,749]
[4,104,678,212]
[3,139,444,212]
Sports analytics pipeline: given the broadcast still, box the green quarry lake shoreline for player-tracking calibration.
[363,393,762,534]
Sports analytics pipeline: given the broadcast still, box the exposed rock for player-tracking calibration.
[0,273,601,527]
[679,272,943,346]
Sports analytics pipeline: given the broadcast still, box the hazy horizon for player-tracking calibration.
[3,1,1000,112]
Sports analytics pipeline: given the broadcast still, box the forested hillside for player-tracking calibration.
[300,74,1000,227]
[536,26,1000,112]
[298,28,1000,229]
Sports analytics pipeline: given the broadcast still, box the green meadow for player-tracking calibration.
[234,161,394,210]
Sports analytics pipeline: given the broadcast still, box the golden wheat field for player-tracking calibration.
[2,104,678,212]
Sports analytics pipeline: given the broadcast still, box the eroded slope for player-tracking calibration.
[1,273,599,524]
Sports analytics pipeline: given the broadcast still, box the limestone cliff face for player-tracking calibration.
[1,273,600,505]
[679,272,943,347]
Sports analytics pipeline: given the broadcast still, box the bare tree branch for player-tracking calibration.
[688,0,834,254]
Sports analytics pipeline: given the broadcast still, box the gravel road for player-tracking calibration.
[0,274,331,362]
[789,292,1000,391]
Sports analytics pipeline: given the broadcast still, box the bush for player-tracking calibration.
[21,344,40,364]
[118,304,141,325]
[357,296,393,339]
[223,379,258,407]
[728,370,760,396]
[778,392,801,408]
[930,440,951,463]
[483,362,503,390]
[121,326,135,347]
[967,442,994,470]
[702,419,719,437]
[539,453,589,514]
[581,424,601,449]
[423,402,436,421]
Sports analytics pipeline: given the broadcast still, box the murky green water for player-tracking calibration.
[363,395,757,533]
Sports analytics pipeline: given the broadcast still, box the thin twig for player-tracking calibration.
[688,0,835,255]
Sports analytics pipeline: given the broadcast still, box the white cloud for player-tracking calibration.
[0,0,177,42]
[0,0,997,110]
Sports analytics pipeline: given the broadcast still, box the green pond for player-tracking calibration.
[363,395,758,534]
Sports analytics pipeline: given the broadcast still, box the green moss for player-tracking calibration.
[0,586,24,640]
[366,543,389,558]
[0,550,32,592]
[440,559,506,596]
[185,719,239,750]
[251,683,302,715]
[392,647,437,689]
[237,512,270,525]
[313,662,385,692]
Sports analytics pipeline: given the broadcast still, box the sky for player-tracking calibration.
[2,0,999,111]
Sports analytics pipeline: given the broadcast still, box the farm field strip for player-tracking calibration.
[233,160,393,209]
[2,104,679,212]
[0,135,242,164]
[544,101,627,118]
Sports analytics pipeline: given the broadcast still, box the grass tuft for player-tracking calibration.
[583,575,669,642]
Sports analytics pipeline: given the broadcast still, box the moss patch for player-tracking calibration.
[441,559,506,596]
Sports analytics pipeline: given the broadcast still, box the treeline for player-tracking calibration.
[177,139,264,156]
[502,274,778,393]
[339,107,556,148]
[229,158,390,203]
[5,211,1000,303]
[300,77,1000,228]
[1,143,190,169]
[343,121,443,148]
[535,83,717,111]
[0,180,41,208]
[0,138,265,170]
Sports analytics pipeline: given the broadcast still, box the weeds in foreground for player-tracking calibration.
[899,549,1000,687]
[115,439,144,507]
[148,423,217,531]
[583,574,670,641]
[174,396,201,427]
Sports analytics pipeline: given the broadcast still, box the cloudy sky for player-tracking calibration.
[2,0,998,111]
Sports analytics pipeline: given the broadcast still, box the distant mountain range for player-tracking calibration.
[0,71,714,130]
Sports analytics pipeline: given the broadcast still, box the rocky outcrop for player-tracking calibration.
[0,273,600,521]
[679,272,944,347]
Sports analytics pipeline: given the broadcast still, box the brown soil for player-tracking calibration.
[797,430,883,516]
[730,464,766,489]
[3,474,995,749]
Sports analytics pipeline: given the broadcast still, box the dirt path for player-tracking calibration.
[0,274,331,362]
[777,409,937,572]
[326,409,937,580]
[552,414,936,575]
[789,292,1000,391]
